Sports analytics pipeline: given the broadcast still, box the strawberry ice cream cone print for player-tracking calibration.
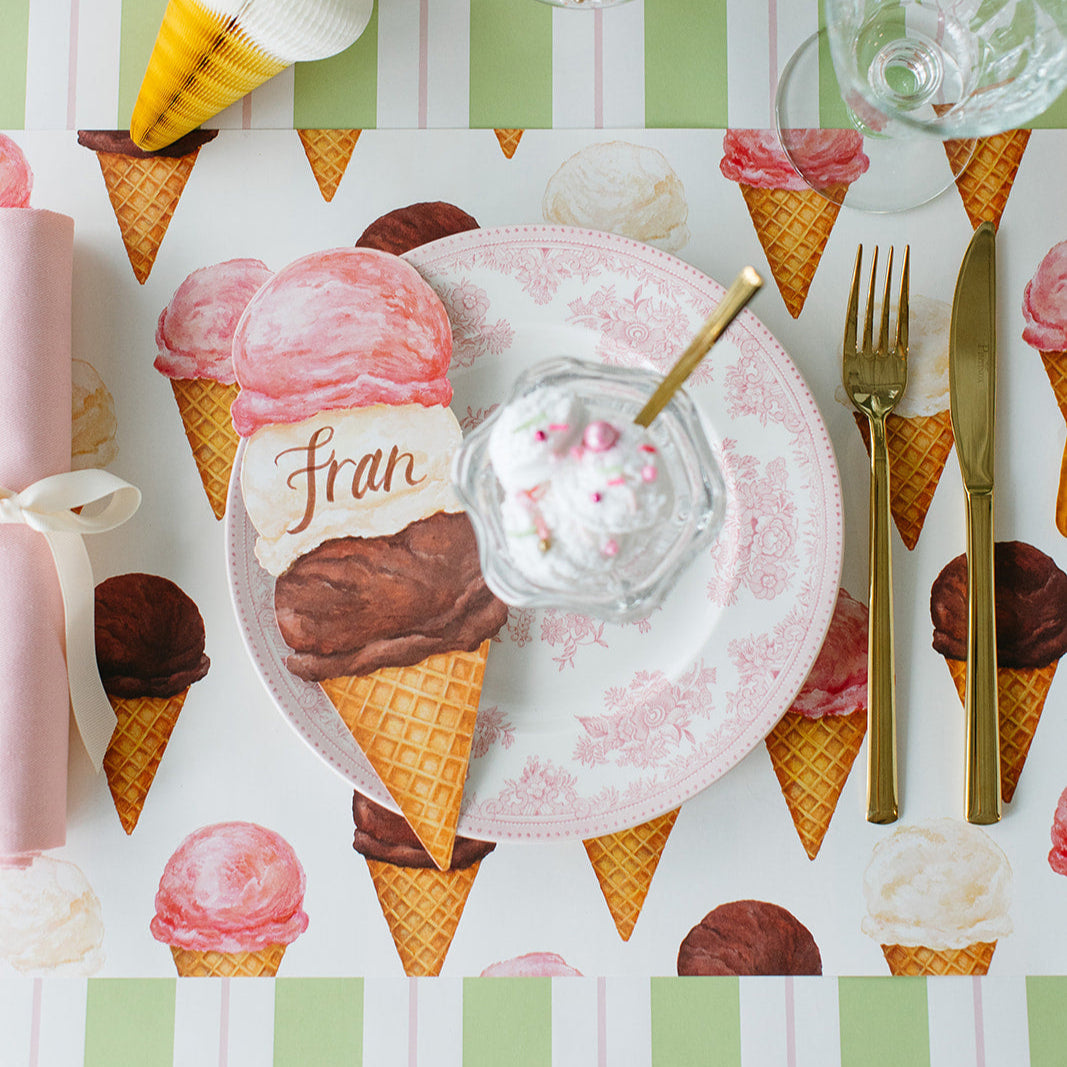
[1048,788,1067,875]
[583,807,679,941]
[1022,240,1067,534]
[151,822,308,976]
[94,574,210,834]
[494,129,523,159]
[720,129,868,318]
[234,247,507,870]
[765,588,867,859]
[353,792,493,976]
[298,129,361,202]
[863,819,1012,975]
[931,541,1067,803]
[942,127,1030,231]
[155,259,273,519]
[481,952,582,976]
[76,130,217,284]
[0,133,32,207]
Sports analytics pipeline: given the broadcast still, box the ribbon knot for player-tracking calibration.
[0,470,141,770]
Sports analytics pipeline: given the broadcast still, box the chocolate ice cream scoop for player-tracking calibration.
[677,899,822,976]
[930,541,1067,668]
[352,791,494,869]
[94,573,210,698]
[76,129,217,159]
[355,202,479,256]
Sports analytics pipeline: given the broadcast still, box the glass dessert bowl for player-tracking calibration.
[452,357,727,624]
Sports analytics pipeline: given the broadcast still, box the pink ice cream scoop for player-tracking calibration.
[150,822,308,953]
[720,129,868,191]
[0,134,32,208]
[480,951,583,977]
[788,588,868,719]
[154,258,273,384]
[1050,787,1067,876]
[1022,242,1067,352]
[231,247,453,437]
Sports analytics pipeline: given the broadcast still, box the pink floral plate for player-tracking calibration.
[226,225,843,842]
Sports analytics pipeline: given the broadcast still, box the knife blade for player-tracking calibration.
[949,221,1000,825]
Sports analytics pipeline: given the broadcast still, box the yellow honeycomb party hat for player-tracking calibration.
[130,0,373,152]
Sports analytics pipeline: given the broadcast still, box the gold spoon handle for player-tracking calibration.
[633,266,762,428]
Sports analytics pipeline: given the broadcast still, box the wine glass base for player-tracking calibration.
[775,29,975,214]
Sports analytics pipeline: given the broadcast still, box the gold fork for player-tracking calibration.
[842,244,909,825]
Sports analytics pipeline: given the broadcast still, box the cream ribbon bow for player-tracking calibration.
[0,470,141,771]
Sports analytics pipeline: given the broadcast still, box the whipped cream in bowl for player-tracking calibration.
[452,357,726,623]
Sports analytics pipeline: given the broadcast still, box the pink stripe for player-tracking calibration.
[409,978,419,1067]
[973,977,986,1067]
[66,0,80,128]
[418,0,429,128]
[242,94,253,129]
[784,977,797,1067]
[767,0,778,127]
[593,9,604,129]
[28,979,42,1067]
[597,977,608,1067]
[218,977,230,1067]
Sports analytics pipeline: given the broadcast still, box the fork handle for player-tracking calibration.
[866,414,898,823]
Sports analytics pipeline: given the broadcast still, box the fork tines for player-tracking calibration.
[845,245,910,361]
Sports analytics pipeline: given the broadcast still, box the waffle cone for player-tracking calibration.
[494,129,524,159]
[855,409,954,550]
[945,657,1058,803]
[1040,352,1067,423]
[169,943,287,977]
[765,708,866,860]
[881,940,996,976]
[942,128,1030,230]
[103,691,187,834]
[582,808,679,941]
[130,0,288,152]
[298,129,362,202]
[365,858,481,976]
[92,148,200,283]
[321,640,491,871]
[738,182,847,318]
[170,378,239,520]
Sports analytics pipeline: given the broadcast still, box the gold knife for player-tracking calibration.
[949,221,1000,825]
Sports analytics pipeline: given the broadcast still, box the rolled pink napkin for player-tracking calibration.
[0,208,75,856]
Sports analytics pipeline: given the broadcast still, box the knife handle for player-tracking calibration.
[866,414,898,824]
[965,487,1001,824]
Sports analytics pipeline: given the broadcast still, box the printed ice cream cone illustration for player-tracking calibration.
[582,807,679,941]
[480,952,583,976]
[766,588,868,859]
[721,129,869,318]
[298,129,361,202]
[1022,241,1067,534]
[353,792,493,976]
[494,129,524,159]
[77,130,217,284]
[0,856,104,975]
[71,360,118,470]
[94,573,210,834]
[931,541,1067,803]
[843,294,954,549]
[155,258,273,519]
[1048,787,1067,875]
[543,141,689,252]
[677,900,821,976]
[356,201,480,255]
[234,247,507,869]
[942,128,1030,231]
[0,133,32,207]
[151,821,308,976]
[130,0,373,152]
[862,818,1012,975]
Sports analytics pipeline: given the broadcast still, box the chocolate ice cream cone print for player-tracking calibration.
[942,127,1030,231]
[298,129,362,202]
[77,130,216,284]
[494,129,524,159]
[582,808,679,941]
[880,941,996,976]
[170,943,287,977]
[170,378,240,519]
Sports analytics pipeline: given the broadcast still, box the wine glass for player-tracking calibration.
[776,0,1067,212]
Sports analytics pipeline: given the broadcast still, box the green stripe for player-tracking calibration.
[468,0,553,129]
[644,0,728,128]
[1027,976,1067,1066]
[838,977,930,1067]
[1029,83,1067,128]
[0,0,30,127]
[650,977,741,1067]
[463,977,552,1067]
[118,0,168,130]
[84,979,175,1067]
[274,978,364,1066]
[294,2,379,129]
[817,23,852,129]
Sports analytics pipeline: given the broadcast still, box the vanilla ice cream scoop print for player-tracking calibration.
[234,248,507,871]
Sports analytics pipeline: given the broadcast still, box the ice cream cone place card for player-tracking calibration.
[227,226,843,846]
